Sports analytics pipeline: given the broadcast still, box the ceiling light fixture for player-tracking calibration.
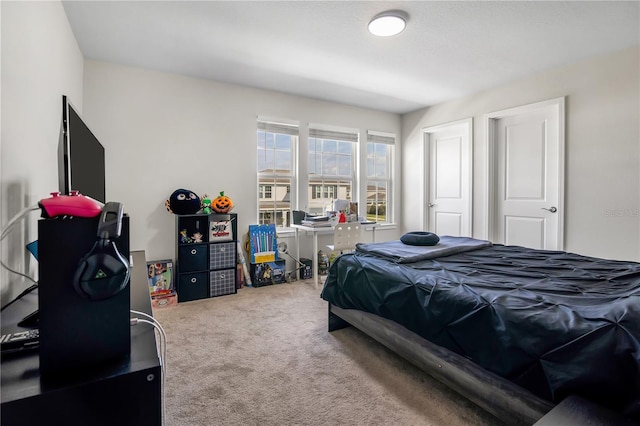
[368,10,407,37]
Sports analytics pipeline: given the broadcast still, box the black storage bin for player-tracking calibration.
[178,272,209,302]
[178,244,208,272]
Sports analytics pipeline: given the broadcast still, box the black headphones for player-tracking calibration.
[73,202,130,300]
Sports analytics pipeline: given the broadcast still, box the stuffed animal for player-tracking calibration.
[179,229,192,244]
[201,194,213,214]
[165,189,201,215]
[212,191,234,213]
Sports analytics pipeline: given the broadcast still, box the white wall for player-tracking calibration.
[82,61,402,263]
[1,1,84,303]
[402,46,640,261]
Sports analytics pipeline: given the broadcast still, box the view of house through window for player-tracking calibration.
[366,131,395,223]
[257,122,394,227]
[308,127,357,215]
[257,120,297,227]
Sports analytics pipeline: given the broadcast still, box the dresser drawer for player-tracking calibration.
[178,272,209,302]
[209,242,236,270]
[179,244,208,272]
[209,269,236,297]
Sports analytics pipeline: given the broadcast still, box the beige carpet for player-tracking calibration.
[153,280,505,426]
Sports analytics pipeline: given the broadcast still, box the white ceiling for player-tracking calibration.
[62,1,639,114]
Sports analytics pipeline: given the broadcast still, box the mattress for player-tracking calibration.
[320,237,640,420]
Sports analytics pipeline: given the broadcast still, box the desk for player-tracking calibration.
[292,223,376,288]
[1,251,161,426]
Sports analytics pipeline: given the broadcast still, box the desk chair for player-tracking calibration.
[327,223,362,254]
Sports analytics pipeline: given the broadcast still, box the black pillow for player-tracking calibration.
[400,231,440,246]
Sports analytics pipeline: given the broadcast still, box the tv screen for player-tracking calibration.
[57,95,106,203]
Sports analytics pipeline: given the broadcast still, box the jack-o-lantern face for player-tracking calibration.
[212,191,233,213]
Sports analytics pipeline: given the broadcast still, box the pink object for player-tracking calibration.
[39,191,103,218]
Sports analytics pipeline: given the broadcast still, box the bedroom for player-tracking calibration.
[1,1,639,424]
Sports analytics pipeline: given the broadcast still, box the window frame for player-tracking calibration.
[257,120,298,228]
[365,131,395,224]
[307,126,358,216]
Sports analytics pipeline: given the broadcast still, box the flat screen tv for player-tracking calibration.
[57,95,106,203]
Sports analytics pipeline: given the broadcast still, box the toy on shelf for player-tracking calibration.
[201,194,213,214]
[212,191,234,213]
[179,229,192,244]
[165,188,201,215]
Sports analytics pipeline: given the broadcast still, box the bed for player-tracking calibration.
[320,236,640,424]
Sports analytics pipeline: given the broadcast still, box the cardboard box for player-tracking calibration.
[250,260,286,287]
[147,259,174,298]
[151,292,178,308]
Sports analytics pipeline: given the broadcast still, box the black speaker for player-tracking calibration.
[299,258,313,280]
[38,212,131,380]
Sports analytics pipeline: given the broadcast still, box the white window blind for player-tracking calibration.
[367,130,395,145]
[258,121,299,136]
[309,128,359,143]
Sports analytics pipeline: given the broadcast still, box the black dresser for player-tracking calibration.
[1,250,162,426]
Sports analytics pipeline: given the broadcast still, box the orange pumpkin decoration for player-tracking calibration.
[212,191,234,213]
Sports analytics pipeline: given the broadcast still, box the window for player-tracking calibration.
[366,131,395,223]
[259,185,273,199]
[257,120,298,227]
[311,184,337,199]
[308,127,358,215]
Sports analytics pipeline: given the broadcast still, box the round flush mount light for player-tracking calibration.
[368,10,408,37]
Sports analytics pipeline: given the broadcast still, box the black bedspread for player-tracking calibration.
[321,239,640,419]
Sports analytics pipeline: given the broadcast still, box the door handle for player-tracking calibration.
[428,203,436,207]
[541,206,557,213]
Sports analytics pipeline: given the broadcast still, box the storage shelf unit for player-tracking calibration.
[175,213,237,302]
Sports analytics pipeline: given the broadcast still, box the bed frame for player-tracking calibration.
[328,303,555,425]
